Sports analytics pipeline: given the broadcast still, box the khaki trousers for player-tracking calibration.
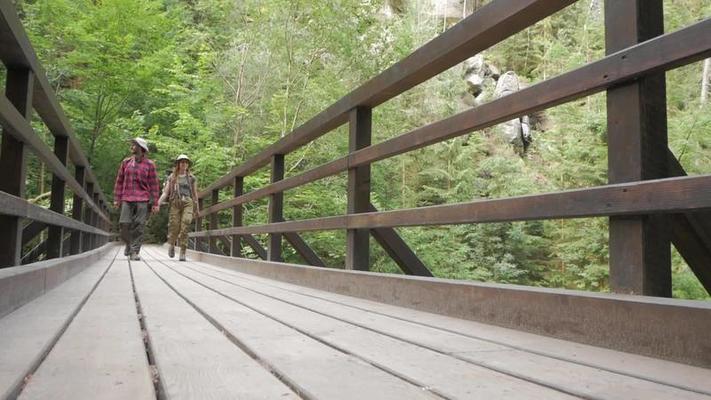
[168,197,194,249]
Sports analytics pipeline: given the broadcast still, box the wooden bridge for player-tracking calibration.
[1,1,710,399]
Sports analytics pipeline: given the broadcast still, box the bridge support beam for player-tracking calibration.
[666,152,711,294]
[47,136,68,259]
[231,176,244,257]
[368,203,432,276]
[605,0,670,296]
[0,68,33,268]
[346,107,371,271]
[243,234,267,260]
[284,232,326,267]
[268,154,284,261]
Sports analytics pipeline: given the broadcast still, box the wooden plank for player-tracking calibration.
[346,107,371,271]
[185,248,711,368]
[140,251,441,400]
[369,203,432,276]
[284,232,326,267]
[145,254,577,399]
[183,258,711,395]
[605,0,670,296]
[198,18,711,220]
[268,155,284,262]
[19,260,154,400]
[129,254,299,399]
[175,257,711,399]
[192,174,711,237]
[0,249,115,399]
[200,0,576,197]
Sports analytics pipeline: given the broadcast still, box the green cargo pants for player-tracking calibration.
[168,197,194,249]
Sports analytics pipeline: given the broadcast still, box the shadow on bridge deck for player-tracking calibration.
[1,244,710,400]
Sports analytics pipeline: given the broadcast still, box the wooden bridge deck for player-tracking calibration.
[1,245,710,400]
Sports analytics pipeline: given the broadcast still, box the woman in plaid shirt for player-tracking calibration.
[113,137,161,260]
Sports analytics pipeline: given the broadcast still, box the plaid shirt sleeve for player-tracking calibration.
[148,160,160,204]
[113,159,126,202]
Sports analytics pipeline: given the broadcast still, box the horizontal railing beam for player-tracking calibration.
[0,191,110,236]
[192,174,711,237]
[0,95,110,223]
[199,17,711,219]
[200,0,576,197]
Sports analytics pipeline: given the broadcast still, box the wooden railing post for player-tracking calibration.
[346,107,371,271]
[0,68,33,267]
[70,166,85,254]
[605,0,670,296]
[82,182,93,251]
[268,155,284,261]
[91,193,99,249]
[47,136,68,259]
[232,176,244,257]
[209,189,219,254]
[195,198,204,250]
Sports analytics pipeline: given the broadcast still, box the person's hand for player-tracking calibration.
[114,201,120,208]
[151,205,160,214]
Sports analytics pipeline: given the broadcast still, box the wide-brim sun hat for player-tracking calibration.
[174,154,191,165]
[129,137,149,153]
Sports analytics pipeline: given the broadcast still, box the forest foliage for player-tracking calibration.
[13,0,711,299]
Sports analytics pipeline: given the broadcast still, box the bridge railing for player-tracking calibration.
[0,3,111,267]
[193,0,711,297]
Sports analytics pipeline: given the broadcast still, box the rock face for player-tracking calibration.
[463,54,499,102]
[493,71,532,151]
[462,56,534,152]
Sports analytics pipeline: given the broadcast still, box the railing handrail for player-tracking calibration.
[197,18,711,219]
[0,3,111,266]
[198,0,576,198]
[0,191,110,237]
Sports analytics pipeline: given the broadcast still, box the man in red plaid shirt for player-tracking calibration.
[113,137,160,260]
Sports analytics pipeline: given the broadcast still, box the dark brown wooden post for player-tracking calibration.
[47,136,69,259]
[92,193,99,249]
[232,176,244,257]
[195,198,204,251]
[70,166,85,255]
[0,68,33,267]
[346,107,371,271]
[605,0,670,296]
[82,182,94,251]
[209,189,219,254]
[268,154,284,261]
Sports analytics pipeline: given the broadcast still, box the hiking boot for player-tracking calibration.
[179,247,186,262]
[124,244,130,256]
[130,253,141,261]
[168,244,175,258]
